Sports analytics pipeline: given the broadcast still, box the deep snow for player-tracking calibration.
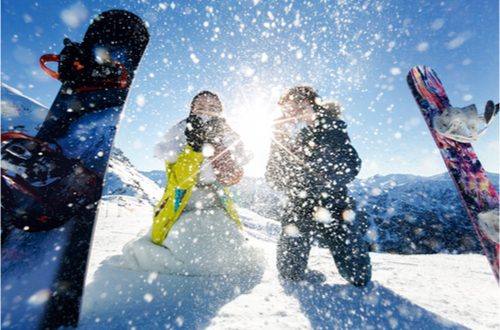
[81,196,499,330]
[1,82,498,330]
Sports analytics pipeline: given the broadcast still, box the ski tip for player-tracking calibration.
[85,9,150,43]
[408,65,438,76]
[92,9,145,24]
[408,65,429,73]
[407,65,430,83]
[407,65,444,88]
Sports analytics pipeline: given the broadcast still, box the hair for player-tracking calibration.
[190,90,223,113]
[320,101,343,119]
[278,85,320,106]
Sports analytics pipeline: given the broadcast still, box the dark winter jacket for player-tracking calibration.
[266,108,361,215]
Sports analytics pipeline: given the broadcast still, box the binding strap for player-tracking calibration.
[39,54,128,92]
[39,54,60,80]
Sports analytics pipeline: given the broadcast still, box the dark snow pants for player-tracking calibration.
[276,201,372,287]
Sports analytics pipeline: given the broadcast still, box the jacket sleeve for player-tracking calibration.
[153,120,187,163]
[265,142,288,191]
[265,135,306,192]
[208,122,247,186]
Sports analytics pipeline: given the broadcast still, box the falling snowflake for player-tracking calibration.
[416,42,429,52]
[190,53,200,64]
[390,67,401,76]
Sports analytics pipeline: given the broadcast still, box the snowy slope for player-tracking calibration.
[81,197,499,330]
[3,84,499,329]
[1,83,48,135]
[103,149,162,205]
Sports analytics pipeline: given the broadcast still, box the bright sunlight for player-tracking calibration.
[228,86,282,177]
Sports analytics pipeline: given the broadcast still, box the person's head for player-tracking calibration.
[319,101,342,120]
[278,85,320,125]
[190,91,223,117]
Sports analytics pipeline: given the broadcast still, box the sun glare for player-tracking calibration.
[228,89,281,178]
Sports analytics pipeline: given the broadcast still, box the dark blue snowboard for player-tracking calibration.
[1,10,149,329]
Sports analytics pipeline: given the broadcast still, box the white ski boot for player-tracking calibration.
[432,101,499,143]
[478,208,500,244]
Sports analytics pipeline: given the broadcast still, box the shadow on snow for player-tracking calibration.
[79,258,264,330]
[280,279,469,330]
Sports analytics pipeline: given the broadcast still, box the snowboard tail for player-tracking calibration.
[1,10,149,329]
[407,66,499,282]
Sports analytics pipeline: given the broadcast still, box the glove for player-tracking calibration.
[185,115,206,152]
[204,117,226,147]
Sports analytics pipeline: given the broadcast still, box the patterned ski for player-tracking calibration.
[407,65,499,282]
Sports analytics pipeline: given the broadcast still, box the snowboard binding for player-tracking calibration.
[432,101,499,143]
[1,132,102,232]
[40,38,129,93]
[478,209,500,244]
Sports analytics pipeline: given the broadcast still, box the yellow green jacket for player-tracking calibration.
[151,120,247,245]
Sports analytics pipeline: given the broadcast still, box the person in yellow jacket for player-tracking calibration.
[129,90,258,275]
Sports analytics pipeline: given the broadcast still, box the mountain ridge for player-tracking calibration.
[3,83,498,255]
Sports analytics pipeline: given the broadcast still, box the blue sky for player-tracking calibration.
[2,0,498,178]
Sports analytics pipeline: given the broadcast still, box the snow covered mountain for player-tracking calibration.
[3,83,498,254]
[3,80,498,330]
[352,173,499,254]
[142,167,499,254]
[139,169,166,187]
[102,149,162,205]
[1,83,49,135]
[1,83,162,206]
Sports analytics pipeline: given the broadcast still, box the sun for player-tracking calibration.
[228,90,281,178]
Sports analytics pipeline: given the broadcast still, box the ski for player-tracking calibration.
[407,65,499,282]
[1,10,149,329]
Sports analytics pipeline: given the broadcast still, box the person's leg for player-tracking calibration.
[276,203,314,280]
[325,209,372,287]
[276,226,312,280]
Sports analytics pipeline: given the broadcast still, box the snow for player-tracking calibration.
[1,83,48,135]
[1,6,498,327]
[103,150,163,205]
[446,32,473,50]
[120,205,263,276]
[431,19,445,31]
[60,1,89,29]
[416,42,429,52]
[81,196,499,330]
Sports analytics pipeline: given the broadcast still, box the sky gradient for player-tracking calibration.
[2,0,499,178]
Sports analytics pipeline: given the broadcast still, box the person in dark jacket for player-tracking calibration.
[266,86,371,286]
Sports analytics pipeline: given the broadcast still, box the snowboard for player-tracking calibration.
[1,10,149,329]
[407,66,499,282]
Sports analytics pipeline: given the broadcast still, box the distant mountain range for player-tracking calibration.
[2,83,498,254]
[351,173,498,254]
[1,83,49,136]
[140,168,498,254]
